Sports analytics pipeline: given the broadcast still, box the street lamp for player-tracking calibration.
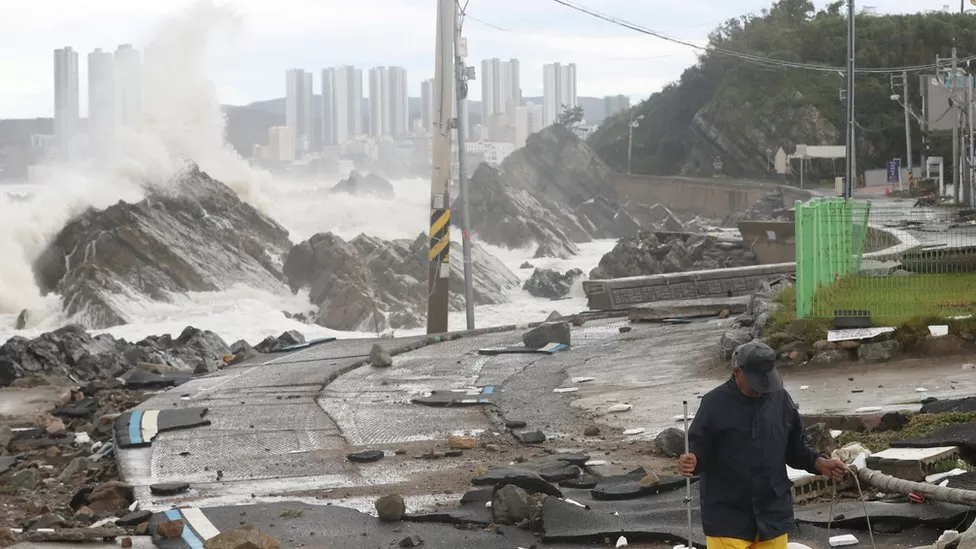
[628,113,644,175]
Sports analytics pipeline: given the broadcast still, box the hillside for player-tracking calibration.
[588,0,976,181]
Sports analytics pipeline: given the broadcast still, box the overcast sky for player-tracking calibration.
[0,0,957,118]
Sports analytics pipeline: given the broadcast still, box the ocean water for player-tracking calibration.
[0,1,615,347]
[0,175,616,346]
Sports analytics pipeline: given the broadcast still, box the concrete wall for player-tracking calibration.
[584,227,920,311]
[738,221,902,266]
[609,174,813,218]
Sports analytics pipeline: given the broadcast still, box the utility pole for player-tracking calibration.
[968,81,974,205]
[627,113,643,174]
[426,0,454,334]
[844,0,856,198]
[901,71,913,188]
[454,2,475,330]
[953,46,961,203]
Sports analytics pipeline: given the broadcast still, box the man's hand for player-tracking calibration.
[677,453,697,477]
[815,456,849,481]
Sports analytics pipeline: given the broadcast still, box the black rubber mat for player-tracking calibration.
[411,386,497,407]
[148,501,541,549]
[542,481,705,545]
[946,471,976,491]
[891,422,976,456]
[114,408,210,448]
[795,500,972,529]
[920,397,976,414]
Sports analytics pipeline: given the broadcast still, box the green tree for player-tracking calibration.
[558,105,584,127]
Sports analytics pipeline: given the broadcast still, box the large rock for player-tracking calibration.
[0,323,228,387]
[330,171,395,199]
[456,125,648,255]
[203,525,281,549]
[523,322,571,349]
[283,232,518,331]
[522,268,583,299]
[654,427,686,458]
[589,231,757,280]
[32,166,292,329]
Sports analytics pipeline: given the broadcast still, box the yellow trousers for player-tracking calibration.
[705,534,788,549]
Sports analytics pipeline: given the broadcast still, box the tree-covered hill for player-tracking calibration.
[588,0,976,181]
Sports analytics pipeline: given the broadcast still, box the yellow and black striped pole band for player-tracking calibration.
[428,208,451,263]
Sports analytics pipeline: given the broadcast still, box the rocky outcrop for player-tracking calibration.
[589,231,757,280]
[32,166,292,329]
[522,268,583,299]
[330,171,395,198]
[284,232,519,332]
[723,190,793,226]
[0,324,229,387]
[457,125,645,257]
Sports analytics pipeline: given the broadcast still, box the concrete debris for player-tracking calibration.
[523,322,571,349]
[622,428,645,436]
[447,435,478,450]
[638,472,661,488]
[514,430,547,444]
[375,494,407,522]
[369,343,394,368]
[608,404,632,413]
[616,535,628,547]
[491,484,538,526]
[156,519,185,539]
[16,526,128,543]
[202,524,282,549]
[86,481,135,514]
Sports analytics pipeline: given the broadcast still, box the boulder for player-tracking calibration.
[202,525,281,549]
[522,322,571,349]
[491,484,544,526]
[86,481,134,514]
[157,520,185,540]
[590,230,757,280]
[375,494,406,522]
[522,268,583,299]
[807,349,848,366]
[456,126,654,253]
[720,329,754,360]
[330,171,395,198]
[654,427,686,458]
[32,165,292,330]
[369,344,393,368]
[283,232,518,331]
[858,340,901,362]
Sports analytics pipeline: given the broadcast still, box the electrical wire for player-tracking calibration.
[545,0,976,75]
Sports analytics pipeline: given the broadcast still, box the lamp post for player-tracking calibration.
[628,113,644,175]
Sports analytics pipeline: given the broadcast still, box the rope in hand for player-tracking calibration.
[825,467,878,549]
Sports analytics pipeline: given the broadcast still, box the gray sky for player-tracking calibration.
[0,0,954,118]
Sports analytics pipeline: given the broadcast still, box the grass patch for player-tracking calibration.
[813,274,976,326]
[836,411,976,452]
[279,509,304,518]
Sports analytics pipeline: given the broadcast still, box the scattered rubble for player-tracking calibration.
[723,190,793,226]
[589,231,756,280]
[522,268,583,299]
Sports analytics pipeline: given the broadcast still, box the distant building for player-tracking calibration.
[54,47,79,156]
[480,58,521,120]
[542,63,577,127]
[322,65,363,146]
[604,94,630,118]
[268,126,296,162]
[114,44,142,127]
[87,48,115,151]
[285,69,313,155]
[368,66,409,137]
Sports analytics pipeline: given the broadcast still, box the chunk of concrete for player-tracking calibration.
[522,322,571,349]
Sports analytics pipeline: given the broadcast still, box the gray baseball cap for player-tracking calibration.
[731,341,782,393]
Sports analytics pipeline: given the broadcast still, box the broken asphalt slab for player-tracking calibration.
[114,408,210,448]
[122,370,192,390]
[794,500,972,529]
[410,386,497,407]
[890,423,976,456]
[628,296,750,323]
[265,336,337,353]
[147,502,542,549]
[477,343,569,355]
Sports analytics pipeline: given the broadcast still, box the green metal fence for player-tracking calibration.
[794,197,872,319]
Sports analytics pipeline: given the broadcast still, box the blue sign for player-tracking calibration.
[886,158,901,184]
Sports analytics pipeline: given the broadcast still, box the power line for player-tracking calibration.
[546,0,976,74]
